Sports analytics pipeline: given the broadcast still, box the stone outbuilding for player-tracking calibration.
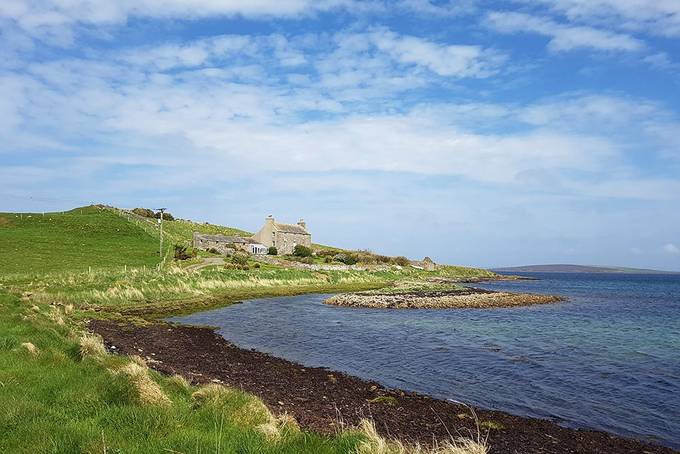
[192,233,267,255]
[411,256,437,271]
[252,215,311,255]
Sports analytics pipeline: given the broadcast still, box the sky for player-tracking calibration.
[1,1,680,271]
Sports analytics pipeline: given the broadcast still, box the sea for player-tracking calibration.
[169,272,680,449]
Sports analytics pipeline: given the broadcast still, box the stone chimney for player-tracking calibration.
[266,215,274,225]
[297,219,307,230]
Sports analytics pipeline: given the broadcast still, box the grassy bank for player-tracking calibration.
[0,291,368,453]
[0,205,495,453]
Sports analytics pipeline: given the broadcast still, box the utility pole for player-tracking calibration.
[156,208,167,258]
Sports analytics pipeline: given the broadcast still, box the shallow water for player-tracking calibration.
[169,272,680,449]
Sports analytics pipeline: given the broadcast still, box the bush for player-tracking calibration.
[155,211,175,221]
[174,245,196,260]
[231,253,249,266]
[207,247,220,255]
[299,256,314,264]
[293,245,312,257]
[224,263,249,270]
[132,208,155,218]
[267,246,278,255]
[316,249,339,258]
[132,208,174,220]
[334,253,357,265]
[393,256,410,267]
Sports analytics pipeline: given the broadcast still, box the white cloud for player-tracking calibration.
[642,52,678,70]
[368,28,504,77]
[2,30,680,214]
[116,35,257,71]
[394,0,478,16]
[527,0,680,37]
[4,47,674,198]
[486,11,644,52]
[0,0,353,45]
[0,0,344,25]
[663,243,680,255]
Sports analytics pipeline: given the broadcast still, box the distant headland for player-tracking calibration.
[493,264,680,274]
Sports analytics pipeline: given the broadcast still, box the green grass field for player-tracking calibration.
[0,206,160,275]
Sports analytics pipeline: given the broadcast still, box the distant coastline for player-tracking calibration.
[493,264,680,274]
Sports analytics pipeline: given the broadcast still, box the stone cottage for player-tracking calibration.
[252,215,311,255]
[192,233,268,255]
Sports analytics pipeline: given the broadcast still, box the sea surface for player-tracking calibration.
[169,272,680,449]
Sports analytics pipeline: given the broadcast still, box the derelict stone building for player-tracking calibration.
[192,233,267,255]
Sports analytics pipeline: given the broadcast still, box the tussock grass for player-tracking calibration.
[191,382,301,442]
[166,374,191,392]
[79,333,106,359]
[130,354,147,367]
[47,307,65,326]
[355,419,488,454]
[20,341,39,355]
[113,362,171,406]
[192,382,236,405]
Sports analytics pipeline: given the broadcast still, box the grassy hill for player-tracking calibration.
[0,206,160,275]
[0,206,257,275]
[117,207,251,245]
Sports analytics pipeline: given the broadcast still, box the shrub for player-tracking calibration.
[267,246,278,255]
[293,245,312,257]
[132,207,155,218]
[174,245,195,260]
[316,249,338,258]
[224,263,249,270]
[334,253,357,265]
[299,256,314,264]
[231,253,249,266]
[154,211,175,221]
[207,247,220,254]
[393,256,410,267]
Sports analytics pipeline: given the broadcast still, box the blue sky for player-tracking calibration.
[1,0,680,270]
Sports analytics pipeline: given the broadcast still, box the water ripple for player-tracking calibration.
[170,272,680,449]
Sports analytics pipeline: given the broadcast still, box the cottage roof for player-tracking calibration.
[273,222,309,235]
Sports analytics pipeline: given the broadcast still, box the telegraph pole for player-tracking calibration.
[156,208,167,258]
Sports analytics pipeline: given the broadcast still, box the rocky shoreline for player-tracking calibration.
[325,286,563,309]
[89,319,675,454]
